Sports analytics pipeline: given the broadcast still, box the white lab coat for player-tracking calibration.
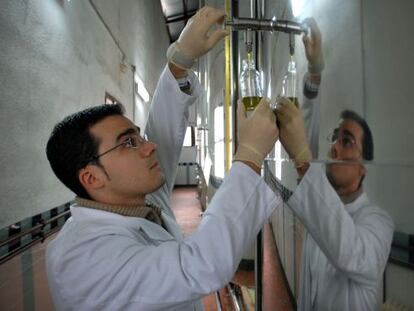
[290,76,394,310]
[46,65,280,311]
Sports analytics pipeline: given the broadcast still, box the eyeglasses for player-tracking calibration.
[327,129,361,152]
[89,133,148,163]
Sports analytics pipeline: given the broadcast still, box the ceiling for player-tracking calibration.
[159,0,199,43]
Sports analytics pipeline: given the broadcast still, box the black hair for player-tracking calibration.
[46,104,124,199]
[340,110,374,161]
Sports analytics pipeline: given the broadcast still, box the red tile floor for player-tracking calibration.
[170,186,295,311]
[171,187,232,310]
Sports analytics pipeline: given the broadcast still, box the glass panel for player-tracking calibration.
[258,0,414,308]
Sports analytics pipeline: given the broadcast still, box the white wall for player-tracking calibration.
[90,0,170,95]
[0,0,169,228]
[362,0,414,232]
[361,0,414,305]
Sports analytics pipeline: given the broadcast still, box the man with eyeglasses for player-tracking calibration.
[276,18,393,311]
[45,6,280,311]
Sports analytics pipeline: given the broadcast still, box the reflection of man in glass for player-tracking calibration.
[276,18,394,311]
[326,110,373,197]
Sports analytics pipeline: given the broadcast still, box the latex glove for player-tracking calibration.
[167,6,229,69]
[302,17,324,75]
[276,98,312,165]
[233,98,279,168]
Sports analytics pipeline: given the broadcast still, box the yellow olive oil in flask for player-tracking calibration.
[240,53,263,115]
[281,34,299,107]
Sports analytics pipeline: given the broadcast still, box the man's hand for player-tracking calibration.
[178,6,229,59]
[302,17,324,75]
[233,98,279,169]
[167,6,229,70]
[276,98,312,164]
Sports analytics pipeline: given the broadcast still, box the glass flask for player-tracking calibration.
[239,56,263,114]
[281,54,299,107]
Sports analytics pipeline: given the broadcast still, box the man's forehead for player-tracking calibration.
[90,115,138,140]
[337,118,363,138]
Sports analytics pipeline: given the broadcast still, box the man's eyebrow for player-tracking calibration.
[342,129,356,139]
[115,127,138,143]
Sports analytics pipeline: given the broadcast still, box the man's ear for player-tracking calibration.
[78,165,106,192]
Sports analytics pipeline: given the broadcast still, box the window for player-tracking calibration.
[105,92,121,105]
[214,106,225,178]
[183,126,195,147]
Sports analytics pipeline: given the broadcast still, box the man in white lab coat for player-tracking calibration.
[276,18,394,311]
[45,6,280,311]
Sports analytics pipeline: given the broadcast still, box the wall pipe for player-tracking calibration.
[252,1,263,310]
[224,0,232,173]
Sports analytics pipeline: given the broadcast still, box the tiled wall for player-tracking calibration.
[0,203,70,310]
[0,232,58,311]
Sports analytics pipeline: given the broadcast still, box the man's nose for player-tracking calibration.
[139,141,157,157]
[330,140,340,159]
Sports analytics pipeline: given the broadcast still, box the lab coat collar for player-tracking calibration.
[340,186,363,204]
[343,191,369,216]
[70,204,179,242]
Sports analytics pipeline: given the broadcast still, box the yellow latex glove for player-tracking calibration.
[167,6,229,69]
[276,98,312,165]
[233,98,279,168]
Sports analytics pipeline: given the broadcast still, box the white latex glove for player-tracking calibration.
[302,17,324,75]
[276,98,312,164]
[233,98,279,168]
[167,6,229,69]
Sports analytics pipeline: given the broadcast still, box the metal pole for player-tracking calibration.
[253,0,263,309]
[224,0,232,173]
[231,0,239,151]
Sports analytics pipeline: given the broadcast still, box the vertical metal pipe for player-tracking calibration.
[227,284,242,311]
[254,2,263,310]
[132,65,136,123]
[255,231,263,311]
[250,0,256,18]
[231,0,239,151]
[224,0,232,173]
